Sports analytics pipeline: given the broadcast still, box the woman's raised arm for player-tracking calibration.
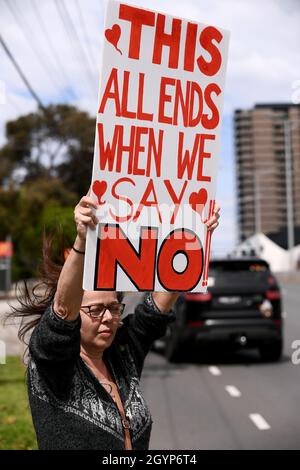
[53,195,98,321]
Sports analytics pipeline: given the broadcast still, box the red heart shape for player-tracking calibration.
[189,188,208,216]
[92,180,107,205]
[105,24,121,49]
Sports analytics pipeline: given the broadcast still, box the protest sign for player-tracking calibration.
[83,0,230,292]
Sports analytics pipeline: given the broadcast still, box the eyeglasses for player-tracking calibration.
[80,303,125,319]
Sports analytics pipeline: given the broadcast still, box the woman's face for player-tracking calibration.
[80,290,122,353]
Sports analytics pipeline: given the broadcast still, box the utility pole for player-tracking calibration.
[253,171,261,256]
[284,120,295,270]
[254,171,261,235]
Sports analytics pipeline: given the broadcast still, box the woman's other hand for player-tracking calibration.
[205,204,220,233]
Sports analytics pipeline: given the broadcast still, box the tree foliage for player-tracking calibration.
[0,104,94,280]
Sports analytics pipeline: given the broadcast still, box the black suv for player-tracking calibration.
[164,257,283,362]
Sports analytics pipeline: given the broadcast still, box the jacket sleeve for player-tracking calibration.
[28,301,81,397]
[120,300,176,378]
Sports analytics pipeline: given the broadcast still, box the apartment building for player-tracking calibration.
[234,103,300,248]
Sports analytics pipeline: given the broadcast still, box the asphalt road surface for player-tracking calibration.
[0,282,299,449]
[140,282,300,450]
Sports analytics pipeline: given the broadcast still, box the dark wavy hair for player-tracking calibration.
[6,235,124,347]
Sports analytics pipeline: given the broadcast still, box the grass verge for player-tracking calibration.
[0,356,37,450]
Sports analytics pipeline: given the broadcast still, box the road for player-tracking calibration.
[141,282,300,449]
[0,282,299,449]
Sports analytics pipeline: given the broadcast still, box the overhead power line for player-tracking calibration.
[31,0,77,100]
[60,0,97,84]
[54,0,96,95]
[74,0,98,68]
[0,33,45,110]
[4,0,62,95]
[0,33,76,172]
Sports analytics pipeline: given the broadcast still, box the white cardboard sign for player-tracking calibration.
[83,0,230,292]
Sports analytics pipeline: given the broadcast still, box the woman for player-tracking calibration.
[14,194,220,450]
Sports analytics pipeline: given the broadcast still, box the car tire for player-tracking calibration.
[259,339,283,362]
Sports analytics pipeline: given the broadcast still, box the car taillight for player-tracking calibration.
[185,292,212,302]
[265,290,281,300]
[187,320,205,327]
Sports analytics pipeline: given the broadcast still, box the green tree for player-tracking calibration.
[0,104,95,280]
[0,178,77,280]
[0,104,95,197]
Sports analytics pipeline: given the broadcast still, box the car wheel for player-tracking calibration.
[259,340,283,362]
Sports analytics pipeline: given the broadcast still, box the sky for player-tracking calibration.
[1,0,299,256]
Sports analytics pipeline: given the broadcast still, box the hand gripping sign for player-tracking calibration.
[83,0,230,292]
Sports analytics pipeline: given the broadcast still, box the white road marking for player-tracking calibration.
[208,366,221,376]
[225,386,241,397]
[249,413,271,430]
